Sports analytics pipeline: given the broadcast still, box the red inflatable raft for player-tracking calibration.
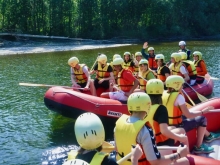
[44,89,220,164]
[183,74,214,103]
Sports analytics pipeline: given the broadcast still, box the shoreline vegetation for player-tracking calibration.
[1,33,220,55]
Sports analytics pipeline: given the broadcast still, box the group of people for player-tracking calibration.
[63,41,219,165]
[68,41,208,100]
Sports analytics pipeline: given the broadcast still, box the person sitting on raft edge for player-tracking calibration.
[100,57,139,102]
[68,57,96,95]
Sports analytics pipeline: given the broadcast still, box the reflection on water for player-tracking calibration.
[0,40,220,164]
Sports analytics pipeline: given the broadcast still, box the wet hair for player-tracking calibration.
[148,94,162,105]
[77,145,103,154]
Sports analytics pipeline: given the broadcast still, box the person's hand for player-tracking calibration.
[143,42,148,49]
[132,54,135,60]
[98,79,105,84]
[131,144,143,165]
[177,144,188,158]
[202,106,214,114]
[83,86,89,91]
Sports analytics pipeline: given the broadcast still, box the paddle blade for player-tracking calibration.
[210,77,219,80]
[197,93,208,102]
[101,141,114,153]
[19,83,54,87]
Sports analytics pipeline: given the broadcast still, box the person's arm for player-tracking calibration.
[180,66,190,82]
[82,66,91,89]
[131,144,143,165]
[154,106,187,143]
[176,94,211,118]
[138,124,188,165]
[141,42,149,60]
[70,68,79,87]
[149,145,188,165]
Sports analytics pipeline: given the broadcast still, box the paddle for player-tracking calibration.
[19,82,84,90]
[90,53,101,71]
[184,82,208,102]
[209,110,220,113]
[198,75,219,80]
[102,141,178,153]
[181,89,196,106]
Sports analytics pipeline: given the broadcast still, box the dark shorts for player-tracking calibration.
[157,138,175,146]
[94,78,109,89]
[77,82,87,88]
[181,115,207,132]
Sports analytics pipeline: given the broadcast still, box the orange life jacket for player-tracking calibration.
[182,60,197,76]
[148,56,157,70]
[194,60,207,76]
[162,92,183,126]
[147,104,169,144]
[117,69,134,92]
[157,66,166,82]
[72,64,88,83]
[96,63,111,80]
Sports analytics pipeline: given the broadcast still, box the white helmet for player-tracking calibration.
[63,159,89,165]
[179,41,186,46]
[98,54,107,64]
[68,57,79,67]
[74,113,105,150]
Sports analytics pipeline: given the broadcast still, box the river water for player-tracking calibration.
[0,40,220,165]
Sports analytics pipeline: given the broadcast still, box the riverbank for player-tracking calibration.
[1,34,220,55]
[0,39,133,55]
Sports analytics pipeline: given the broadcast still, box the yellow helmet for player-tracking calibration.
[123,52,131,56]
[127,92,151,114]
[68,57,79,67]
[63,159,89,165]
[147,47,154,51]
[193,51,202,60]
[146,79,164,94]
[165,75,184,91]
[155,54,165,61]
[135,52,142,57]
[98,54,107,64]
[171,53,181,62]
[138,59,148,65]
[112,57,124,65]
[179,52,187,60]
[74,113,105,150]
[113,54,121,60]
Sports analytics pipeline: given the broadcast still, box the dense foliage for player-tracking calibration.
[0,0,220,39]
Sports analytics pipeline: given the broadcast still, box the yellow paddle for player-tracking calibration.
[185,82,208,102]
[102,141,179,152]
[181,89,196,106]
[90,53,101,71]
[19,82,84,90]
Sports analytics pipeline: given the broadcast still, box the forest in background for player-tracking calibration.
[0,0,220,40]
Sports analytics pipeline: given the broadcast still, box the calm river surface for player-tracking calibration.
[0,40,220,165]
